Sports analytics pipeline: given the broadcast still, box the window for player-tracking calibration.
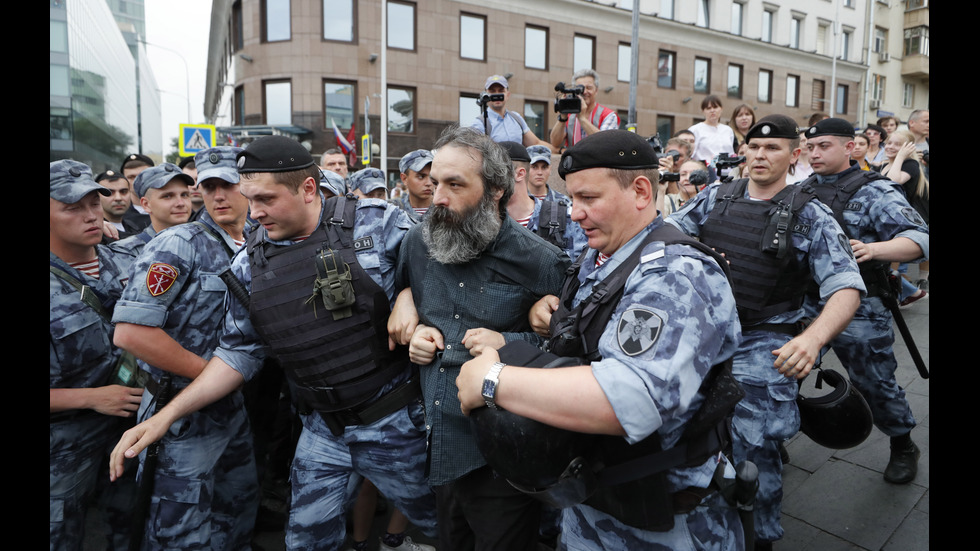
[50,107,72,141]
[524,101,548,140]
[727,64,742,99]
[658,50,676,89]
[618,43,631,82]
[906,0,928,9]
[460,13,486,61]
[871,74,885,102]
[731,2,743,35]
[697,0,710,28]
[232,1,243,50]
[758,69,772,103]
[387,86,415,133]
[656,115,674,144]
[525,25,548,70]
[903,83,915,108]
[790,17,802,49]
[50,20,68,52]
[840,29,852,60]
[836,84,848,115]
[387,1,415,51]
[904,26,929,56]
[234,86,245,125]
[811,79,826,111]
[573,34,595,72]
[873,27,887,53]
[660,0,674,20]
[323,0,355,42]
[762,10,774,43]
[459,93,481,126]
[817,23,829,55]
[263,0,290,43]
[263,80,292,125]
[786,75,799,108]
[617,110,630,130]
[324,80,356,132]
[50,64,69,96]
[694,57,710,94]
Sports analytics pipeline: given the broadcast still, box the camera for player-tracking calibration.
[478,92,505,106]
[554,82,585,114]
[660,171,680,183]
[713,153,746,169]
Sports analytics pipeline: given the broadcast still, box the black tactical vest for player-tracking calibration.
[535,199,568,249]
[547,223,743,531]
[699,178,817,325]
[246,196,407,412]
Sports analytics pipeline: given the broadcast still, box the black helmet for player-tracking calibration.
[797,368,873,449]
[469,406,599,508]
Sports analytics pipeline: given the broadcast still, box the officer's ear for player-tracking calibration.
[631,174,655,210]
[301,176,319,204]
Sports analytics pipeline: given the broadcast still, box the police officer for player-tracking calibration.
[801,117,929,485]
[50,160,142,551]
[320,169,349,199]
[458,129,744,549]
[349,167,389,200]
[499,140,588,261]
[667,115,866,550]
[110,135,438,551]
[391,149,434,223]
[119,153,155,234]
[525,144,568,204]
[110,146,259,549]
[108,163,193,270]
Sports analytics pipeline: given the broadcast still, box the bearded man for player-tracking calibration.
[392,125,570,551]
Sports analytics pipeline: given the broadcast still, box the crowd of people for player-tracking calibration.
[51,64,928,551]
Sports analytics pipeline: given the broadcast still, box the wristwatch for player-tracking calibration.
[481,362,506,409]
[558,115,568,122]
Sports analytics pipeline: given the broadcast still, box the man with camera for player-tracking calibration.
[549,68,620,151]
[470,74,552,149]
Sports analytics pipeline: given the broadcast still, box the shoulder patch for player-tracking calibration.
[837,233,854,258]
[146,262,178,296]
[617,307,664,356]
[792,222,811,237]
[353,236,375,251]
[900,207,925,226]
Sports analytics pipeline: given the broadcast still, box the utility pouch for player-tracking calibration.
[308,248,356,320]
[109,350,148,388]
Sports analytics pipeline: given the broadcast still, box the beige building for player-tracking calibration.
[203,0,926,178]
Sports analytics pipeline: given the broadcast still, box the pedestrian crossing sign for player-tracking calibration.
[179,124,216,157]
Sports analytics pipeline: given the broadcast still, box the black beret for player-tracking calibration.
[237,135,316,173]
[498,141,531,163]
[178,155,196,169]
[95,169,127,183]
[745,114,800,142]
[558,130,658,179]
[805,117,856,139]
[120,153,154,172]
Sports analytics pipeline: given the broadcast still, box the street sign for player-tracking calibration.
[179,124,216,157]
[361,134,371,165]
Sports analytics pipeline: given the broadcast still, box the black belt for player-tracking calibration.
[318,375,422,436]
[741,321,804,337]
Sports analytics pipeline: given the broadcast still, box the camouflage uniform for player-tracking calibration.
[50,160,139,551]
[111,207,259,550]
[802,166,929,438]
[108,225,157,274]
[560,217,744,550]
[668,182,866,545]
[213,196,437,551]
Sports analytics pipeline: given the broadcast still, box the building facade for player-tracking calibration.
[203,0,927,178]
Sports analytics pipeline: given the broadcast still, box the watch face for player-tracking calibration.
[482,379,495,399]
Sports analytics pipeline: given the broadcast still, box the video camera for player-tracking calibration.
[478,92,505,106]
[713,153,747,183]
[554,82,585,114]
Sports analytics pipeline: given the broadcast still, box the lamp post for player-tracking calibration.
[140,38,191,123]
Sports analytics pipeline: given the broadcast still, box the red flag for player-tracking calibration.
[346,124,357,166]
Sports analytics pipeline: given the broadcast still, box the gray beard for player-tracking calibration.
[421,194,502,264]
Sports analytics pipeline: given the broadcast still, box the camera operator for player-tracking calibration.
[549,69,620,151]
[470,74,553,149]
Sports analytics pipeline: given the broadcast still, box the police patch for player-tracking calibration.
[617,307,663,357]
[792,222,811,236]
[838,233,853,258]
[146,262,178,296]
[353,236,374,251]
[900,207,925,226]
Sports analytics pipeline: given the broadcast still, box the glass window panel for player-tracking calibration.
[758,70,771,103]
[265,81,292,125]
[388,2,415,50]
[786,75,799,107]
[573,35,594,72]
[460,14,485,60]
[265,0,290,42]
[694,58,710,93]
[618,44,631,82]
[727,64,742,98]
[323,0,354,42]
[525,26,547,69]
[524,101,546,140]
[324,81,355,130]
[459,94,480,125]
[388,87,414,133]
[658,50,674,88]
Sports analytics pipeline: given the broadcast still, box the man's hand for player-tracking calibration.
[92,385,144,417]
[850,239,877,264]
[102,220,119,240]
[408,324,445,365]
[529,294,559,337]
[108,415,169,481]
[461,328,505,357]
[388,288,419,350]
[457,347,501,416]
[772,332,821,379]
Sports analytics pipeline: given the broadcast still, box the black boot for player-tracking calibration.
[883,433,920,484]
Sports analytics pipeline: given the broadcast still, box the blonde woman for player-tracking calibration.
[881,129,930,303]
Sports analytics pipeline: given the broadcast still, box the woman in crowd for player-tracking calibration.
[688,95,736,169]
[864,124,888,170]
[852,132,872,171]
[729,104,756,151]
[881,128,930,305]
